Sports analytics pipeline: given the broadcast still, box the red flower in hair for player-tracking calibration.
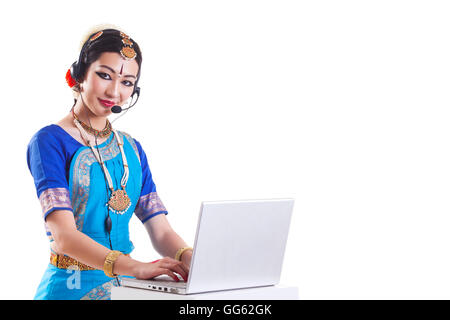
[65,68,77,88]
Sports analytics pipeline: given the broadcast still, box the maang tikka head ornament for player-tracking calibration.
[119,31,137,60]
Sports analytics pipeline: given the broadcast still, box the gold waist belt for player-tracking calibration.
[50,252,130,271]
[50,252,97,271]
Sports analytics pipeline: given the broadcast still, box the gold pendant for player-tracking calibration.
[108,189,131,215]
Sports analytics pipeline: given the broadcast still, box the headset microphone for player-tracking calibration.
[111,105,124,113]
[110,86,140,114]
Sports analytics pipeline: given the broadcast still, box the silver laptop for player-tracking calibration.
[121,198,294,295]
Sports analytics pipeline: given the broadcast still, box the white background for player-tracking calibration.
[1,0,449,299]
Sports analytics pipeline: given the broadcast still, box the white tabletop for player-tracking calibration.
[111,284,298,300]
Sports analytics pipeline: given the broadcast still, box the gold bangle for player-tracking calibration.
[175,247,193,261]
[104,250,123,278]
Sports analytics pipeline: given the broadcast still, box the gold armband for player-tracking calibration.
[104,250,123,278]
[175,247,193,261]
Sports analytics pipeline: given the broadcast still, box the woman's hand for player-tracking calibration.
[132,256,189,282]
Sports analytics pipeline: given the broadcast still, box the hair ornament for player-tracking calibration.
[121,38,133,46]
[90,31,103,41]
[65,68,77,88]
[119,31,136,60]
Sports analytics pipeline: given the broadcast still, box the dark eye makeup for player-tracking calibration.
[96,72,134,87]
[96,72,111,80]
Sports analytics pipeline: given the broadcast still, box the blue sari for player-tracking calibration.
[27,124,168,300]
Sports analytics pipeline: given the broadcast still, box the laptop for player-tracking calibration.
[121,198,295,295]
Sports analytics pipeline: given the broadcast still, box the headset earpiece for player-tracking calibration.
[133,86,140,98]
[70,61,81,84]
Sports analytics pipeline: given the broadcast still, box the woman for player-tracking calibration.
[26,26,193,300]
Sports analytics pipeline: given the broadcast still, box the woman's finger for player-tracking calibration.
[179,261,190,274]
[158,260,187,281]
[159,268,180,282]
[172,264,188,282]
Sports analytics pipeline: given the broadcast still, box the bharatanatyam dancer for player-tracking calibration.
[27,25,193,300]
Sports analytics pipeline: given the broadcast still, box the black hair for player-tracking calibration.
[72,28,142,91]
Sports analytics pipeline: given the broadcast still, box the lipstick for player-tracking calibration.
[98,98,115,107]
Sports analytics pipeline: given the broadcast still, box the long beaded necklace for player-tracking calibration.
[73,118,131,214]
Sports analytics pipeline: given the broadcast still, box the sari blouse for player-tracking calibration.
[26,124,168,299]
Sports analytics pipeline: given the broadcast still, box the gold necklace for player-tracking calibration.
[72,109,112,138]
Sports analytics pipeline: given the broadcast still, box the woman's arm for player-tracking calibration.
[46,210,187,280]
[144,214,193,269]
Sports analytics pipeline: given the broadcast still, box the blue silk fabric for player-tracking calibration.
[27,124,168,300]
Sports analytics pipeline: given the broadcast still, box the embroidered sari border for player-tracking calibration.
[43,207,74,220]
[70,132,120,231]
[140,211,168,224]
[39,187,73,219]
[134,192,168,223]
[120,131,141,165]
